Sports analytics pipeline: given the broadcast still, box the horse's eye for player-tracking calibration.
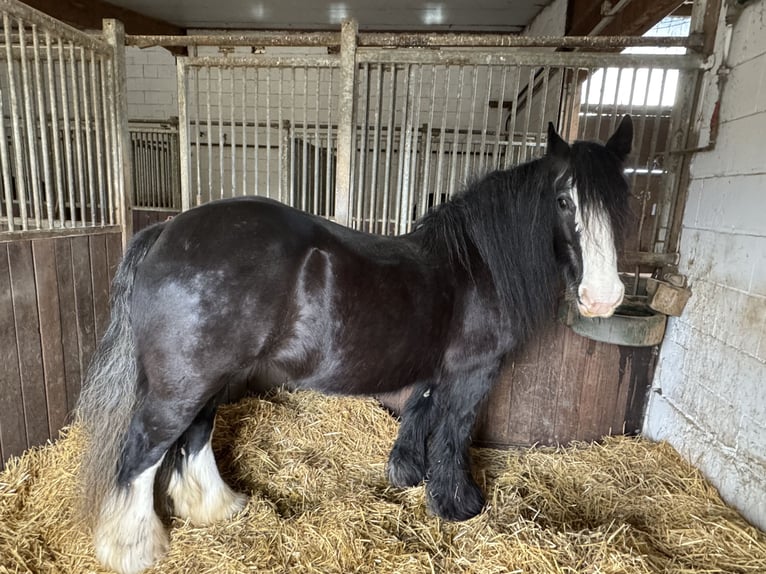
[557,196,571,211]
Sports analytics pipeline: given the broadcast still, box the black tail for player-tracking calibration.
[75,222,166,526]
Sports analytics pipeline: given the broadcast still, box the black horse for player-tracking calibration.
[77,117,633,574]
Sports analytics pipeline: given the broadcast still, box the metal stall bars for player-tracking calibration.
[176,45,342,217]
[142,26,703,277]
[129,120,181,211]
[0,0,125,236]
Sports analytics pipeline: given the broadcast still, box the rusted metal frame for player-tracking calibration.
[334,19,358,227]
[125,31,697,50]
[356,49,702,70]
[0,0,110,53]
[103,19,131,245]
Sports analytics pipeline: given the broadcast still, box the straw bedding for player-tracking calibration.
[1,390,765,573]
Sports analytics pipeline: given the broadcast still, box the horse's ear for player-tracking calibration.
[606,115,633,161]
[546,122,570,159]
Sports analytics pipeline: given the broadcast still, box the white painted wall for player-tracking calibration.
[644,0,766,531]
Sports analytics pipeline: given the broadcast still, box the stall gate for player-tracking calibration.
[0,0,127,466]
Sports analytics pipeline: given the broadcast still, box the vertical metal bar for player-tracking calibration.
[462,65,479,183]
[0,96,14,231]
[20,20,44,228]
[646,68,670,252]
[313,67,320,216]
[434,66,451,202]
[104,56,118,225]
[265,69,271,199]
[90,51,106,225]
[80,48,96,225]
[520,67,535,163]
[302,66,309,212]
[277,69,285,203]
[394,63,411,234]
[355,63,370,226]
[325,67,334,218]
[536,66,551,158]
[45,33,65,228]
[367,63,382,231]
[405,64,424,232]
[32,25,54,228]
[491,66,508,169]
[381,65,397,234]
[4,15,29,229]
[192,63,201,206]
[419,65,438,219]
[593,66,609,141]
[254,68,260,197]
[608,66,625,135]
[205,66,213,205]
[58,39,75,225]
[334,19,358,227]
[242,67,247,198]
[69,45,86,225]
[230,68,236,197]
[504,67,522,169]
[217,67,224,199]
[447,66,465,198]
[477,65,493,173]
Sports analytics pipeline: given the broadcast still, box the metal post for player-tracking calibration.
[177,59,191,212]
[103,18,133,246]
[334,19,358,227]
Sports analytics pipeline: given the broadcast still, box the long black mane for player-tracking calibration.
[416,156,566,342]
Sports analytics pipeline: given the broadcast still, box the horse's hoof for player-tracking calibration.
[94,511,169,574]
[387,447,426,488]
[426,477,486,521]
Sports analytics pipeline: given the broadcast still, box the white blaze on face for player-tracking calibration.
[572,187,625,318]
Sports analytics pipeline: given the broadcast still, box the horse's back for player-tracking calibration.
[130,197,453,396]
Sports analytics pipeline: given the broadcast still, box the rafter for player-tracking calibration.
[567,0,686,37]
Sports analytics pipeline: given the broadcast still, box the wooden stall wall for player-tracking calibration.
[0,231,122,469]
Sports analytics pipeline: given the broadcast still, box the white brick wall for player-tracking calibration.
[644,0,766,530]
[125,46,178,120]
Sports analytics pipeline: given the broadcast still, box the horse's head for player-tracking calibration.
[546,116,633,318]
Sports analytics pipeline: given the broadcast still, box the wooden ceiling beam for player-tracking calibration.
[22,0,185,36]
[567,0,686,37]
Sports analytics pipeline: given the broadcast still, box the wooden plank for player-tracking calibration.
[0,243,27,464]
[553,326,589,444]
[528,323,565,446]
[105,231,123,287]
[504,338,542,446]
[32,239,69,437]
[55,238,82,415]
[89,235,111,340]
[7,241,49,449]
[476,355,515,446]
[71,236,96,407]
